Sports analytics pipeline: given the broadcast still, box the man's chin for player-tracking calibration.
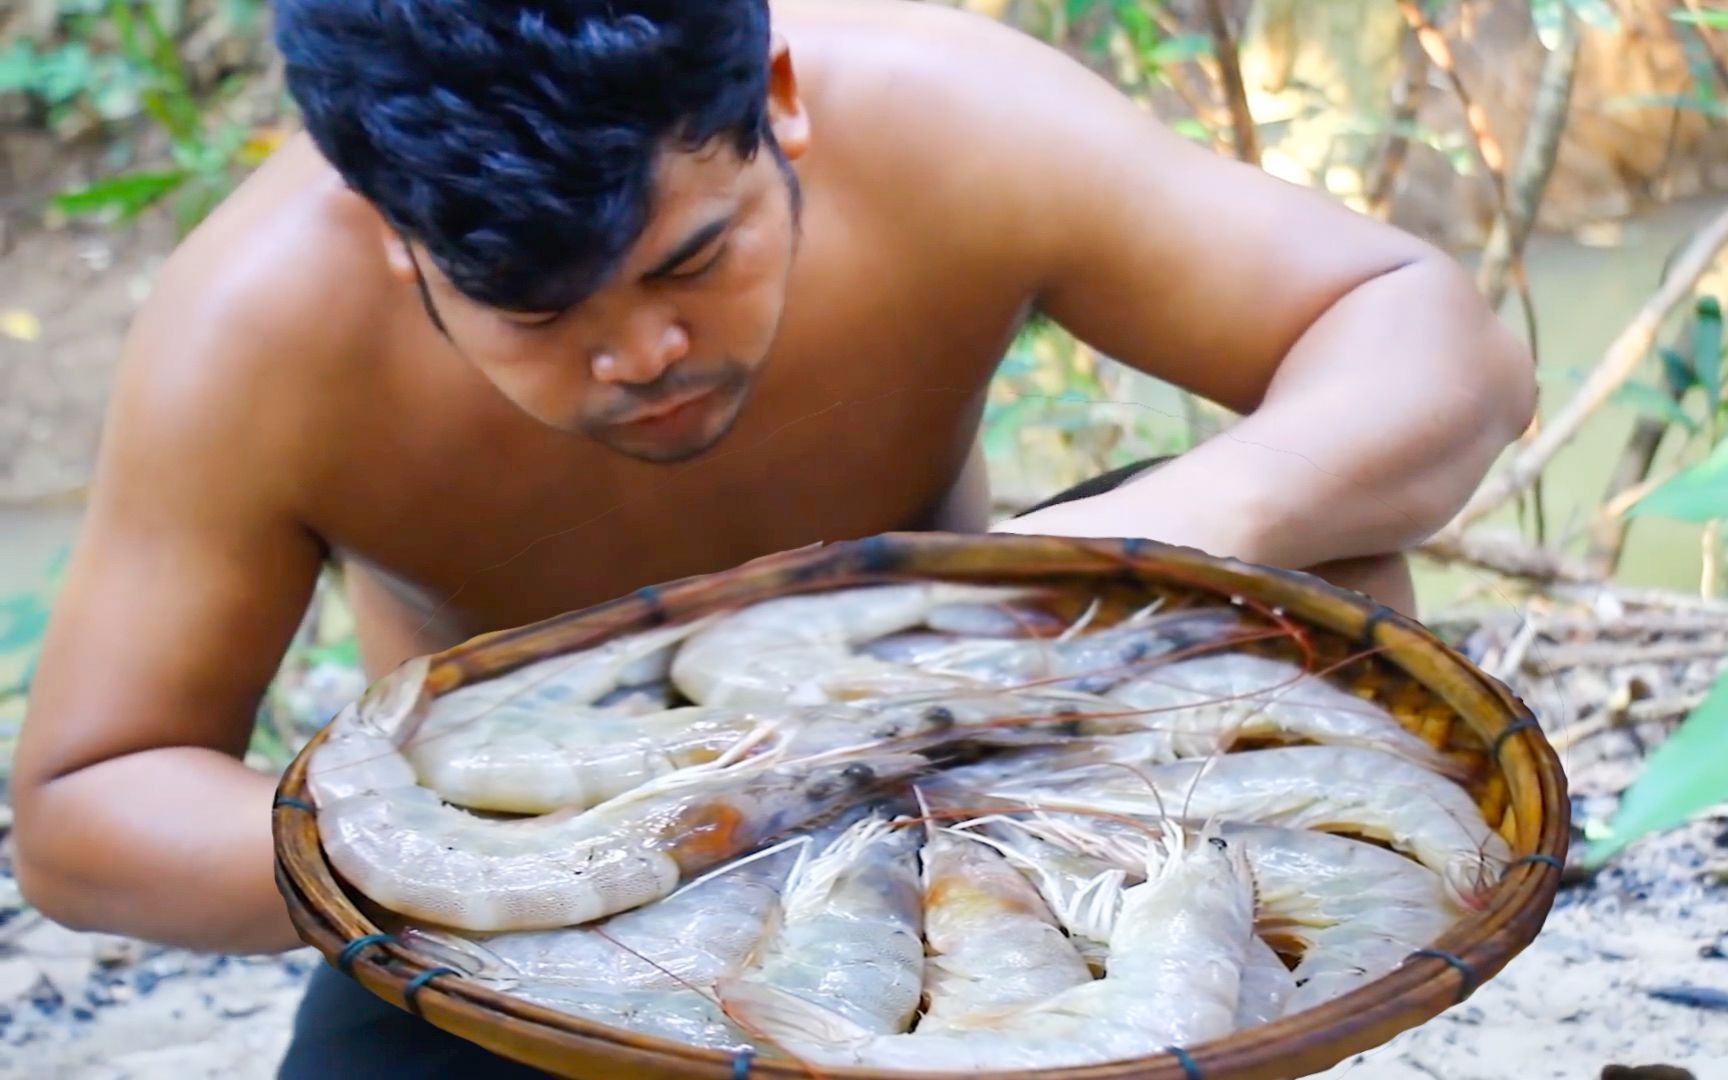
[582,390,750,465]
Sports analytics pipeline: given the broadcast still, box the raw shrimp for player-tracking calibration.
[396,619,719,813]
[914,826,1093,1030]
[966,813,1460,1019]
[1092,653,1466,777]
[668,582,1032,707]
[428,616,713,719]
[313,735,929,932]
[869,604,1251,694]
[1235,936,1297,1028]
[723,821,1257,1071]
[979,745,1511,909]
[404,706,757,815]
[512,982,756,1052]
[1221,823,1459,1016]
[716,814,927,1036]
[409,677,1102,817]
[945,813,1131,971]
[399,836,809,991]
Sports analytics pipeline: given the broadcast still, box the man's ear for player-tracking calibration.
[380,220,419,285]
[766,33,810,160]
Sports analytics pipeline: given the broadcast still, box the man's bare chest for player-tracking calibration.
[318,332,1008,654]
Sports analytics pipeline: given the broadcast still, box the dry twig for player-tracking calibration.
[1201,0,1259,165]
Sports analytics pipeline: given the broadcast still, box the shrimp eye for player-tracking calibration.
[922,706,956,729]
[806,779,838,801]
[840,763,877,786]
[1209,837,1229,851]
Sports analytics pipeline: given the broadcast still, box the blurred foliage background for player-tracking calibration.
[5,0,1728,864]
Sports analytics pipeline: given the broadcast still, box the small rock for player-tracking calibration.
[1601,1067,1696,1080]
[69,1006,93,1022]
[1647,985,1728,1010]
[0,960,40,1002]
[91,936,146,968]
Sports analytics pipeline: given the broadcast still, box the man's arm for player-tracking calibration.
[973,26,1535,581]
[12,285,325,954]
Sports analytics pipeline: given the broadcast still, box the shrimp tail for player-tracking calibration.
[717,978,871,1054]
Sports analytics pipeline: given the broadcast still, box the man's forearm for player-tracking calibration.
[1003,256,1534,572]
[1171,255,1532,566]
[13,748,305,954]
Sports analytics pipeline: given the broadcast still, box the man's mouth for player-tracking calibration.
[612,385,722,426]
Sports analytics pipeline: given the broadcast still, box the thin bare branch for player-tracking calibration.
[1477,8,1581,311]
[1365,25,1430,220]
[1202,0,1260,165]
[1419,527,1596,584]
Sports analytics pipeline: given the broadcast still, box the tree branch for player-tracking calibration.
[1202,0,1260,165]
[1476,8,1581,311]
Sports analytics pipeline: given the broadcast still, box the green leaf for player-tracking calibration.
[982,397,1042,457]
[1611,381,1697,433]
[1584,668,1728,866]
[52,168,187,221]
[1695,295,1724,410]
[0,594,50,655]
[1171,117,1212,142]
[1660,347,1697,400]
[1149,33,1213,67]
[1604,92,1728,118]
[307,636,361,670]
[1531,0,1565,50]
[1672,6,1728,29]
[1564,0,1620,31]
[0,42,39,93]
[1627,439,1728,522]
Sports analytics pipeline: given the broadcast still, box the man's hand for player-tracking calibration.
[991,485,1420,615]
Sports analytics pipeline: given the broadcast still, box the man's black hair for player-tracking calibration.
[274,1,777,312]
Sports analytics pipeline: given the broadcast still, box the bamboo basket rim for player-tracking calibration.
[273,532,1570,1080]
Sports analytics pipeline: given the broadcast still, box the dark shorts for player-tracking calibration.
[276,456,1167,1079]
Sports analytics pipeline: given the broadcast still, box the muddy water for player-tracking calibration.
[1,195,1724,614]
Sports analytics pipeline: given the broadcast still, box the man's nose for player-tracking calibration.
[589,310,691,385]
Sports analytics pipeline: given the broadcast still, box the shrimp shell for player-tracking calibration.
[915,828,1093,1030]
[983,745,1511,909]
[1095,652,1468,778]
[669,582,1031,707]
[721,821,1256,1071]
[317,744,929,932]
[718,814,927,1036]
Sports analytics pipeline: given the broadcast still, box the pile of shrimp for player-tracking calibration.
[305,580,1513,1072]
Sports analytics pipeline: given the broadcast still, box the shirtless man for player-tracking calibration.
[11,0,1534,1074]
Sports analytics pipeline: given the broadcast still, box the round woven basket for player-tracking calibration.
[273,532,1569,1080]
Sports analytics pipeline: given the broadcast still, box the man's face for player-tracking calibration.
[404,139,800,464]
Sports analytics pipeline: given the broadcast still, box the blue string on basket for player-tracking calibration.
[337,933,398,976]
[730,1048,757,1079]
[274,796,316,813]
[1413,947,1479,1004]
[403,966,460,1018]
[1166,1045,1203,1079]
[1491,716,1541,760]
[1356,602,1398,647]
[1516,853,1564,872]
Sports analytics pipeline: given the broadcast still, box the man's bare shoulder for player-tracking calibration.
[101,135,397,514]
[109,137,393,492]
[126,136,390,405]
[785,0,1138,263]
